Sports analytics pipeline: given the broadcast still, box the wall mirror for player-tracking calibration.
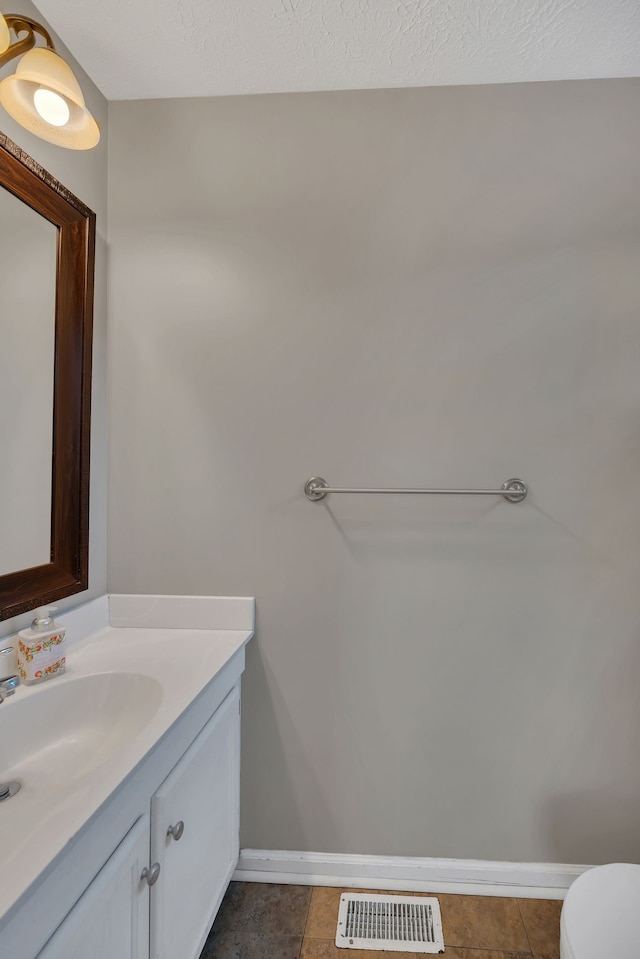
[0,132,95,620]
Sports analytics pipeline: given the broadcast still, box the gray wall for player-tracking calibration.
[0,0,108,634]
[108,80,640,864]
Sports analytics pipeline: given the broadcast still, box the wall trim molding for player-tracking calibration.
[234,850,591,900]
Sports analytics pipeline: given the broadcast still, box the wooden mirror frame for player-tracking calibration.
[0,133,95,621]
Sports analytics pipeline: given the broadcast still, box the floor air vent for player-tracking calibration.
[336,893,444,953]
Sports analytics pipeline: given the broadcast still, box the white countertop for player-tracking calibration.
[0,594,254,927]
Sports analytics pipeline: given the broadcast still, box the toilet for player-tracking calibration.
[560,863,640,959]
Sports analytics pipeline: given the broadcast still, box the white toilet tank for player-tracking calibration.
[561,863,640,959]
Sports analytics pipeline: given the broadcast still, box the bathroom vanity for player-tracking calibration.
[0,594,254,959]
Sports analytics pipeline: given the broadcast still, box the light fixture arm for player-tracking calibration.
[0,15,55,70]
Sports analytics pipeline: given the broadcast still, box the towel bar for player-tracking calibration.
[304,477,528,503]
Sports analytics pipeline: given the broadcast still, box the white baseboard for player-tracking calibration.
[234,850,591,900]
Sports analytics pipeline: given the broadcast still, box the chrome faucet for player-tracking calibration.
[0,647,20,703]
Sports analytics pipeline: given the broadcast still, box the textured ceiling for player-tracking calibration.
[36,0,640,101]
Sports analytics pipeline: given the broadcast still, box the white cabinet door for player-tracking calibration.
[38,815,150,959]
[150,685,240,959]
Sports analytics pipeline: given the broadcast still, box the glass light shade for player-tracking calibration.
[0,47,99,149]
[0,14,10,55]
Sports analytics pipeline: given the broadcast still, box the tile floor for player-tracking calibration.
[199,882,562,959]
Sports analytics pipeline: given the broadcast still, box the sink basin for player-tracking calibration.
[1,672,163,791]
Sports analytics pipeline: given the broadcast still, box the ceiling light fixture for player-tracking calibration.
[0,12,99,150]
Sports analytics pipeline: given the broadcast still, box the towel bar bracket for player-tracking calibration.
[305,477,330,501]
[500,479,528,503]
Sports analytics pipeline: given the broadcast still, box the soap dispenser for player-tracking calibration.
[17,606,66,684]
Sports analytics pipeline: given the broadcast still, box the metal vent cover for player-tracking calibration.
[336,893,444,953]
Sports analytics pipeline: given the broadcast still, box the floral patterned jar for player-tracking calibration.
[17,606,66,685]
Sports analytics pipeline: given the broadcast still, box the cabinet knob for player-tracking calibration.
[167,820,185,841]
[141,862,161,886]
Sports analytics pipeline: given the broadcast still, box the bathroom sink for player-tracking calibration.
[0,605,254,949]
[1,672,163,791]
